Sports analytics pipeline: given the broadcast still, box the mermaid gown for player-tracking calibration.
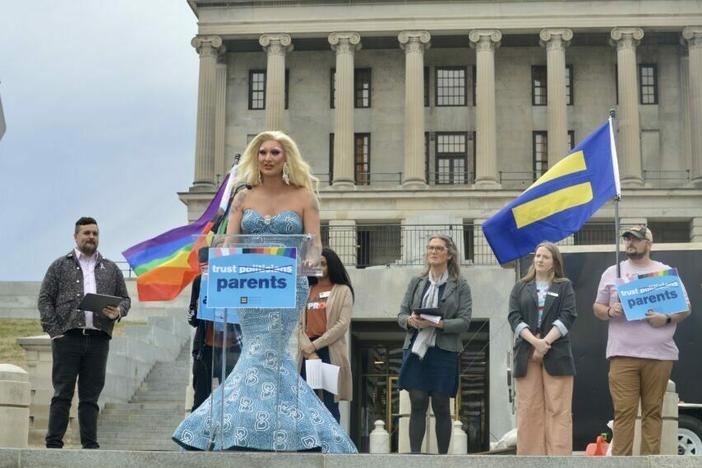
[172,209,357,453]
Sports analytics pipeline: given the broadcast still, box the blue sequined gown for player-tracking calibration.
[172,209,357,453]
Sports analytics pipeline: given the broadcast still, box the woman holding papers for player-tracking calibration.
[397,234,472,454]
[299,247,354,423]
[508,242,577,455]
[172,131,356,453]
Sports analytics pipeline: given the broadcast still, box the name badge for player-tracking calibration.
[319,291,331,299]
[547,291,559,297]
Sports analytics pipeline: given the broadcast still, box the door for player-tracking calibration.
[350,320,490,452]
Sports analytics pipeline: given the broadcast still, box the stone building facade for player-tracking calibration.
[181,0,702,452]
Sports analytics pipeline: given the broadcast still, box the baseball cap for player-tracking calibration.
[621,225,653,242]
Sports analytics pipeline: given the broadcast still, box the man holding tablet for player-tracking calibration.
[38,217,131,449]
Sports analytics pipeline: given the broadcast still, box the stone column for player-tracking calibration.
[469,30,502,188]
[259,33,292,131]
[0,364,30,447]
[191,35,224,190]
[398,31,431,189]
[214,58,228,183]
[540,29,573,167]
[329,32,361,189]
[683,27,702,187]
[690,217,702,242]
[611,28,644,187]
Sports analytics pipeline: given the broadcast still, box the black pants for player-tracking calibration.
[192,345,238,412]
[46,331,109,449]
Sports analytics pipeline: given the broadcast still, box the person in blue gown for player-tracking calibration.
[172,131,357,453]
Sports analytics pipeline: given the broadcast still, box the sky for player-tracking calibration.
[0,1,200,280]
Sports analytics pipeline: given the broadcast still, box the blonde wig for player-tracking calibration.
[237,131,319,197]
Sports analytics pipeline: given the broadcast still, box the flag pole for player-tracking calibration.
[609,107,622,279]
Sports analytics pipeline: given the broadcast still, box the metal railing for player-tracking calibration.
[642,170,691,184]
[117,221,691,277]
[316,170,693,189]
[322,223,499,267]
[116,261,135,278]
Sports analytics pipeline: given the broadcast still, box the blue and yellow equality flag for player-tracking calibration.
[482,119,621,264]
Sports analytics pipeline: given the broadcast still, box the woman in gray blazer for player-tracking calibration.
[397,234,472,454]
[508,241,576,455]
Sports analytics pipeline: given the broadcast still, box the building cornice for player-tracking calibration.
[191,1,702,38]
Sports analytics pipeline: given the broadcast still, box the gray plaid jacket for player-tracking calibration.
[38,250,131,338]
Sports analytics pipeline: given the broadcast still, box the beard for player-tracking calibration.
[625,249,645,260]
[78,242,97,256]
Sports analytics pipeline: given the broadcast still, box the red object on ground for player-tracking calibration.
[585,434,609,456]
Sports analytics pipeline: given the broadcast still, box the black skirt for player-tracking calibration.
[398,331,459,396]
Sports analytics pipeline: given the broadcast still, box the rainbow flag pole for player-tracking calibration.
[122,177,230,301]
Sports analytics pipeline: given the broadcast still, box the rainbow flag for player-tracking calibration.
[122,176,230,301]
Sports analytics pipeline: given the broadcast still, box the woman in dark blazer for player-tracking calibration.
[397,234,472,454]
[508,241,576,455]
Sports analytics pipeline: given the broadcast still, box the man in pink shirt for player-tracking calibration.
[593,225,691,455]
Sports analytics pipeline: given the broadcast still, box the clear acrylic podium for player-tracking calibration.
[195,233,320,451]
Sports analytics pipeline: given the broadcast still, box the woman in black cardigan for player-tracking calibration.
[508,241,576,455]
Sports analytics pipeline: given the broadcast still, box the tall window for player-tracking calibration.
[328,133,334,185]
[284,69,290,109]
[533,130,576,180]
[639,64,658,104]
[249,70,266,110]
[330,68,372,108]
[471,65,477,106]
[248,70,289,110]
[328,133,371,185]
[565,64,574,105]
[533,131,548,180]
[355,68,371,108]
[532,65,547,106]
[532,65,573,105]
[435,66,467,106]
[424,66,430,107]
[355,133,371,185]
[435,133,468,184]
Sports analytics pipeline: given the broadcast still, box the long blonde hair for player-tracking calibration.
[238,130,320,198]
[420,234,461,279]
[520,241,567,283]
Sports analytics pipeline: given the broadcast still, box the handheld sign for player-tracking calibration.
[207,247,297,309]
[617,268,688,321]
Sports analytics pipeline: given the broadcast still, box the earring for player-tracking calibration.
[282,162,290,185]
[257,170,262,185]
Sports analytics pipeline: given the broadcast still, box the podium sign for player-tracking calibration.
[207,246,298,309]
[197,274,240,324]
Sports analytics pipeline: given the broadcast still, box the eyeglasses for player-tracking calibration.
[426,245,447,252]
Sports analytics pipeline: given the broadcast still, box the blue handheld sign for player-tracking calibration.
[617,270,688,321]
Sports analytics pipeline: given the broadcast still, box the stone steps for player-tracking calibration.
[97,344,190,451]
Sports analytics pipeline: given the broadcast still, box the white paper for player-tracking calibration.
[305,359,340,395]
[420,313,441,323]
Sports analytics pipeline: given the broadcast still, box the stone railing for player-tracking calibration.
[16,313,191,447]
